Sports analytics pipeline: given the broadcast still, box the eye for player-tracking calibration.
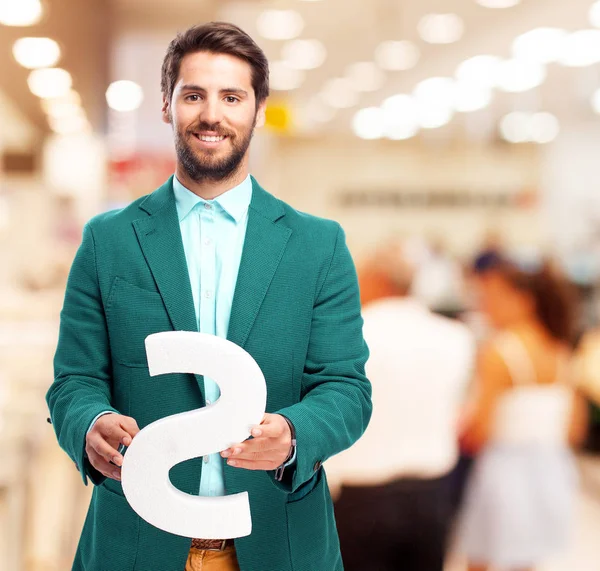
[185,94,201,102]
[225,96,239,103]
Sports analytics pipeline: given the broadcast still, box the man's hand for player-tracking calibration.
[220,413,292,471]
[85,413,140,481]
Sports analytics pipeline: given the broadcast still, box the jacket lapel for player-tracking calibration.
[132,177,198,335]
[227,177,291,348]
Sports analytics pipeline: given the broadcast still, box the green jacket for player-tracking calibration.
[47,176,372,571]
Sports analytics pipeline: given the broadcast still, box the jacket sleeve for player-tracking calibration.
[46,222,120,485]
[275,225,372,492]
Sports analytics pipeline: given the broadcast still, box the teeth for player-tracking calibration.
[199,135,225,142]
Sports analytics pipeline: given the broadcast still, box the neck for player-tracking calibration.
[175,156,250,200]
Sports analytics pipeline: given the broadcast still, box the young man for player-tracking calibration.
[47,22,371,571]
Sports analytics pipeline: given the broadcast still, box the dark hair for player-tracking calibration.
[161,22,269,107]
[475,254,578,344]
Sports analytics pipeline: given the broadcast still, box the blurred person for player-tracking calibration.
[411,237,466,315]
[575,328,600,405]
[46,22,371,571]
[458,254,588,571]
[329,241,476,571]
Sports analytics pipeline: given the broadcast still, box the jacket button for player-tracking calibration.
[313,461,322,472]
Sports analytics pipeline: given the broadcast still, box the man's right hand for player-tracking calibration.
[85,413,140,481]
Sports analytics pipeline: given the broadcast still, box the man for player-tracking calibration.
[328,242,474,571]
[46,22,371,571]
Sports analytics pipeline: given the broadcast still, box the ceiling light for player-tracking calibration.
[352,107,385,140]
[320,78,359,109]
[374,40,420,71]
[13,38,61,70]
[0,0,43,26]
[529,112,559,143]
[418,14,464,45]
[590,1,600,27]
[256,10,304,41]
[455,55,502,89]
[476,0,520,7]
[512,28,567,64]
[281,39,326,70]
[416,105,454,129]
[44,101,85,121]
[381,95,420,140]
[386,123,419,140]
[269,61,305,91]
[413,77,456,110]
[106,80,144,112]
[557,30,600,67]
[41,90,82,114]
[28,68,73,99]
[454,82,493,113]
[499,112,530,143]
[345,62,385,93]
[304,96,337,123]
[495,59,546,92]
[592,88,600,114]
[48,114,91,136]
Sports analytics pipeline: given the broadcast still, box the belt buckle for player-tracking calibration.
[207,539,228,552]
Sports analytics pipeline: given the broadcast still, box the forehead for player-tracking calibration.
[176,51,253,91]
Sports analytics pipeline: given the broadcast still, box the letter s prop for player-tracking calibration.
[121,331,267,539]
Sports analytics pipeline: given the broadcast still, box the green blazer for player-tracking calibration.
[47,176,371,571]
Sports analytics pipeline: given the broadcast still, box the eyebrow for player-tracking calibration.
[179,84,249,97]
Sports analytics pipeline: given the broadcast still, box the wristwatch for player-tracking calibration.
[275,416,297,482]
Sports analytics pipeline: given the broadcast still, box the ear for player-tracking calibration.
[161,95,171,124]
[255,100,267,129]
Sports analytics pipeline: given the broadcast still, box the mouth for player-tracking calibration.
[191,132,228,148]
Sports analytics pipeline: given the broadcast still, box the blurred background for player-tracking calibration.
[4,0,600,569]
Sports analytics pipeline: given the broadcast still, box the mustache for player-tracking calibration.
[186,123,233,137]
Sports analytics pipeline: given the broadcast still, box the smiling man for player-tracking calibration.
[46,22,371,571]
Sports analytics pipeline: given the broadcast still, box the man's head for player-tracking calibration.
[161,22,269,184]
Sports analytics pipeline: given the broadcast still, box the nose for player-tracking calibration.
[200,96,224,126]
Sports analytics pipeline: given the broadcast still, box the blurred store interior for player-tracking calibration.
[4,0,600,569]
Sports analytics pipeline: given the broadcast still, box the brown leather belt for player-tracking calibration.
[191,538,233,551]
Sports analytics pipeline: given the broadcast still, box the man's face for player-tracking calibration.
[163,51,266,183]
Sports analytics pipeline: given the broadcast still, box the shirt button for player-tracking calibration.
[204,238,212,246]
[204,203,212,210]
[206,399,211,406]
[205,290,212,299]
[204,456,210,464]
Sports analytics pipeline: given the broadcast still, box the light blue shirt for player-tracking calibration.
[173,174,252,497]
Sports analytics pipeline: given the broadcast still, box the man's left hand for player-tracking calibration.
[220,413,292,471]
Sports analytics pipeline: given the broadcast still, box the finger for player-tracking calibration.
[229,450,282,462]
[101,423,134,450]
[119,416,140,442]
[87,448,122,481]
[226,458,279,471]
[250,417,284,438]
[221,437,279,458]
[88,433,124,465]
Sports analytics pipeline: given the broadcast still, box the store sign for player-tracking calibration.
[338,188,537,209]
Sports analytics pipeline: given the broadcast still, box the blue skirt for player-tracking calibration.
[457,445,578,568]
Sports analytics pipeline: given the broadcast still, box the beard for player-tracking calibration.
[173,116,256,184]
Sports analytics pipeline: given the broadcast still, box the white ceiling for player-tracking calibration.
[109,0,600,140]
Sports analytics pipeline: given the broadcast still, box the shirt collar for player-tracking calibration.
[173,174,253,224]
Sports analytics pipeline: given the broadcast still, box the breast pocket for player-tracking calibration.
[106,277,173,367]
